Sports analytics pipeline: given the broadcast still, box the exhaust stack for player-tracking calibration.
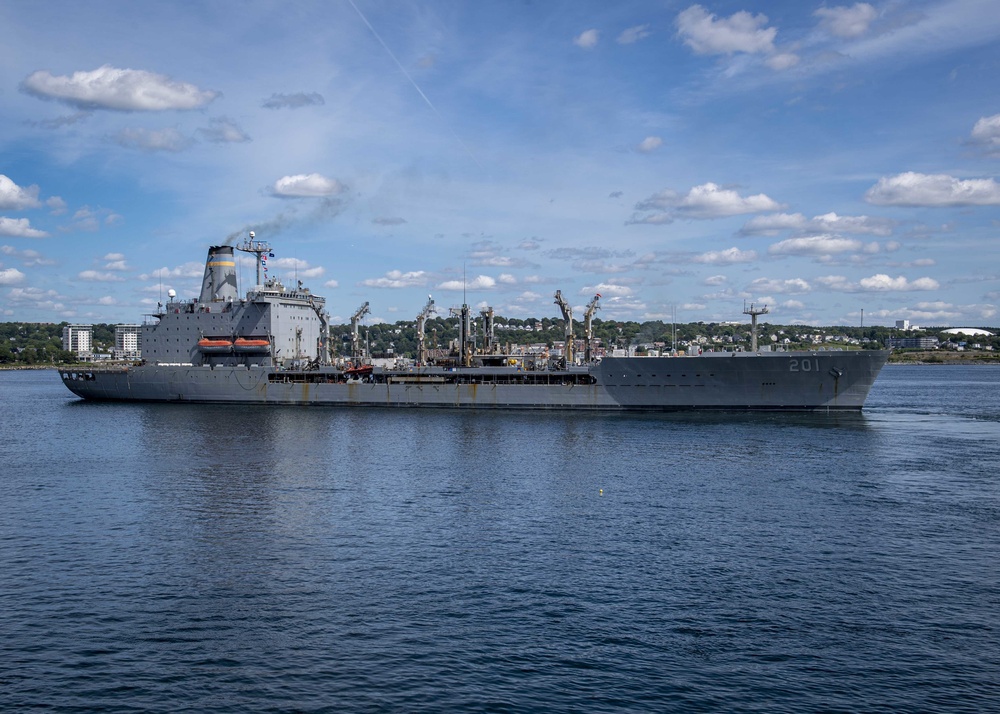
[199,245,239,303]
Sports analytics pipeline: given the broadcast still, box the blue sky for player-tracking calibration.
[1,0,999,327]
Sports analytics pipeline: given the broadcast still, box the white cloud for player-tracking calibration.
[742,211,892,236]
[104,260,129,271]
[859,274,939,291]
[0,175,42,210]
[272,173,344,198]
[971,113,1000,154]
[810,212,893,236]
[636,136,663,153]
[816,273,940,292]
[703,274,727,286]
[676,5,777,55]
[362,270,428,288]
[103,252,125,261]
[740,212,807,235]
[815,3,878,39]
[324,279,339,289]
[437,275,496,291]
[766,53,800,71]
[498,273,517,285]
[769,235,863,256]
[583,283,633,297]
[693,247,758,264]
[618,25,651,45]
[747,277,811,294]
[0,268,26,285]
[574,29,599,49]
[0,217,48,238]
[47,196,67,215]
[115,127,192,152]
[865,172,1000,206]
[21,65,218,111]
[78,270,125,282]
[636,183,782,220]
[141,262,204,280]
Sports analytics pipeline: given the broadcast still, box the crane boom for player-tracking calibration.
[415,296,436,365]
[554,290,574,365]
[583,293,601,363]
[350,301,370,362]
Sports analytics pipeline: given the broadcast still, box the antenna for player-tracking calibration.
[743,301,769,352]
[236,230,273,287]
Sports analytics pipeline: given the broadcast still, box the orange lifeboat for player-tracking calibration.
[197,337,233,353]
[233,337,270,354]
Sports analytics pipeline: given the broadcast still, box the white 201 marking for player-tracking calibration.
[789,358,820,372]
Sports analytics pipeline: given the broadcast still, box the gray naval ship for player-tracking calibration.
[61,234,889,410]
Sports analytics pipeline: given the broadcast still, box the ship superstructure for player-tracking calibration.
[61,234,889,411]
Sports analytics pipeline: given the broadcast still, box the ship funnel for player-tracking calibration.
[199,245,239,303]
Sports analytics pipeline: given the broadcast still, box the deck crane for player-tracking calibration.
[583,293,601,363]
[415,296,436,366]
[554,290,574,365]
[350,301,370,362]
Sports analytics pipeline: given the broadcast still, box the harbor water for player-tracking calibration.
[1,365,998,712]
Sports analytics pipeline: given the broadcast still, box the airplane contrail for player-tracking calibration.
[345,0,483,170]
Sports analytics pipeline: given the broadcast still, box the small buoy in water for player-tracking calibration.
[599,489,603,496]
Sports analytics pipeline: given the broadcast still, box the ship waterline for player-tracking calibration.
[60,236,889,411]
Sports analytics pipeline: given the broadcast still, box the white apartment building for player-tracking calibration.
[62,324,93,358]
[114,324,141,360]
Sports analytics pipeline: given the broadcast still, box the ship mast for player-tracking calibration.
[235,231,272,287]
[583,293,601,363]
[743,301,769,352]
[554,290,574,365]
[350,301,370,363]
[415,296,436,366]
[479,306,496,355]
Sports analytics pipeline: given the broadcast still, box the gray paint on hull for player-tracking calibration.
[61,350,889,411]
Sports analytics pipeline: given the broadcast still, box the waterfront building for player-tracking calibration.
[114,324,141,360]
[62,324,93,358]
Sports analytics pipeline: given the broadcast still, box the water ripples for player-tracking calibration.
[1,367,999,711]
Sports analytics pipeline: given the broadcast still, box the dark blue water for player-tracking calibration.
[2,366,998,712]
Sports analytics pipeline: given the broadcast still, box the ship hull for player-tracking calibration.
[60,350,889,411]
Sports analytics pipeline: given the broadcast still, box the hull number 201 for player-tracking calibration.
[789,358,820,372]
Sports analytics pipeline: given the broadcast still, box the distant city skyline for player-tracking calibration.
[1,0,999,327]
